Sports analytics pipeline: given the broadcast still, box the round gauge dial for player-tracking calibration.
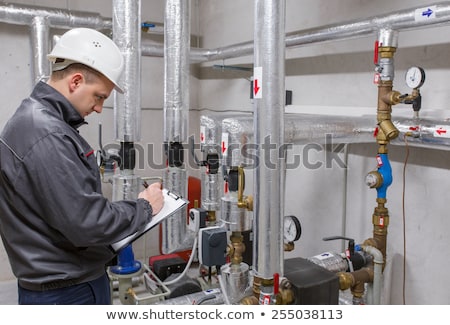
[405,66,425,89]
[283,215,301,243]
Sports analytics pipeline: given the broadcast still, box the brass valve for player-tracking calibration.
[237,166,253,211]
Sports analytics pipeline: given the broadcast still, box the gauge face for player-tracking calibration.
[283,215,301,242]
[405,66,425,89]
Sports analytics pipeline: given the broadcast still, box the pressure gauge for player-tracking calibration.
[405,66,425,89]
[283,215,301,243]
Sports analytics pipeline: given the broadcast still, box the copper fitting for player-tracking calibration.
[276,278,295,305]
[240,295,259,305]
[207,210,216,224]
[338,267,374,298]
[378,46,396,58]
[284,241,295,252]
[229,231,245,265]
[363,198,389,269]
[237,166,253,211]
[252,276,275,302]
[252,275,262,298]
[338,271,354,291]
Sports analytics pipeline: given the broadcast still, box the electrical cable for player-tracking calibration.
[402,133,410,305]
[162,235,198,286]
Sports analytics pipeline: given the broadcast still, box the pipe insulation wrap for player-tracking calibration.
[30,15,50,84]
[253,0,286,279]
[164,0,190,144]
[161,167,193,254]
[160,0,193,254]
[113,0,141,142]
[0,2,111,28]
[4,2,450,64]
[207,113,450,151]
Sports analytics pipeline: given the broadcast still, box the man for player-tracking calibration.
[0,28,164,304]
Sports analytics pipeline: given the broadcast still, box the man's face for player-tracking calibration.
[71,74,115,118]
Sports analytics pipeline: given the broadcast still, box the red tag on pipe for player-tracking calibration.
[374,40,379,65]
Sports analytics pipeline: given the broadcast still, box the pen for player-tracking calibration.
[142,178,163,189]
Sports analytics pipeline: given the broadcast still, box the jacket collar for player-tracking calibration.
[31,81,87,129]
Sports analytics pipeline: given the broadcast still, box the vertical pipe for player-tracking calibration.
[110,0,142,279]
[113,0,141,143]
[161,0,191,254]
[253,0,286,280]
[164,0,189,144]
[30,15,50,85]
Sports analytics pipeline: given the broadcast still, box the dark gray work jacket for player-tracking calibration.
[0,81,152,291]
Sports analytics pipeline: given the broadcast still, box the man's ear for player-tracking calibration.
[69,73,84,93]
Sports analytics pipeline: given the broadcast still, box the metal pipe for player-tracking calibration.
[3,2,450,65]
[161,0,192,254]
[361,245,383,305]
[0,2,111,29]
[142,2,450,62]
[113,0,142,143]
[210,113,450,150]
[30,15,50,85]
[252,0,286,281]
[164,0,190,144]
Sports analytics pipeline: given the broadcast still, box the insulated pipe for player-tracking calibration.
[252,0,286,281]
[161,0,191,254]
[142,2,450,62]
[3,2,450,65]
[0,2,111,29]
[30,16,50,84]
[109,0,143,286]
[213,113,450,150]
[113,0,142,143]
[163,0,190,144]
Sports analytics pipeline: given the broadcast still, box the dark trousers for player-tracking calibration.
[18,273,111,305]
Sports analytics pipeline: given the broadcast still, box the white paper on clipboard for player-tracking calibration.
[111,189,189,252]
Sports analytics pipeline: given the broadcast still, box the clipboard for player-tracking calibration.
[111,189,189,252]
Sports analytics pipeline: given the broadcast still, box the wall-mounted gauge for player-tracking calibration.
[405,66,425,89]
[283,215,301,243]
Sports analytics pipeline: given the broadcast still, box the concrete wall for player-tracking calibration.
[1,0,450,304]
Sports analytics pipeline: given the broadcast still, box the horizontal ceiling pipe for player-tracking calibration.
[216,113,450,156]
[142,2,450,62]
[4,2,449,63]
[0,2,111,29]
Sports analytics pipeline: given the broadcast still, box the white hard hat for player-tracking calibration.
[48,28,124,93]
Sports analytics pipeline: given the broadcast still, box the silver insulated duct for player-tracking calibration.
[30,16,50,84]
[253,0,286,281]
[113,0,141,142]
[161,0,192,254]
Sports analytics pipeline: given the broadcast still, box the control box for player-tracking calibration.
[188,207,207,232]
[198,226,227,267]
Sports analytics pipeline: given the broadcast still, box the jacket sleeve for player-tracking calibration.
[19,130,153,247]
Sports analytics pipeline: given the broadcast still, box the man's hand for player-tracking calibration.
[138,182,164,215]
